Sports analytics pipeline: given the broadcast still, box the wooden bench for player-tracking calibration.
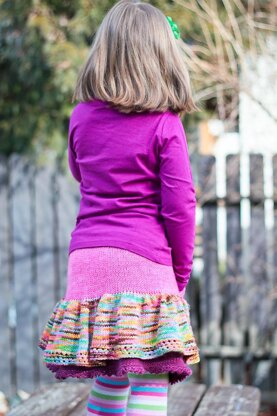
[7,381,261,415]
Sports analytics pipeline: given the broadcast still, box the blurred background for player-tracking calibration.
[0,0,276,414]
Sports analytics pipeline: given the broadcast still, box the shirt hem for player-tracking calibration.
[68,239,173,266]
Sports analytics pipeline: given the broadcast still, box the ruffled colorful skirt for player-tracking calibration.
[38,246,200,385]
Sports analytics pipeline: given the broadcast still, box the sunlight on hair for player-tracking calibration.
[72,0,199,116]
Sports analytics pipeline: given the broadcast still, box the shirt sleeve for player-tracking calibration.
[158,113,197,292]
[68,111,82,183]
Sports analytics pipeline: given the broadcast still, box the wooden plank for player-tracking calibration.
[248,154,272,389]
[256,153,277,394]
[272,155,277,358]
[198,155,221,385]
[11,154,36,393]
[256,154,277,394]
[168,382,206,416]
[50,165,62,304]
[0,155,12,398]
[193,384,261,415]
[197,155,217,205]
[249,155,268,354]
[56,164,80,300]
[224,155,244,385]
[68,396,88,416]
[273,154,277,204]
[35,162,57,384]
[8,382,261,416]
[7,382,90,416]
[249,154,264,203]
[8,381,207,416]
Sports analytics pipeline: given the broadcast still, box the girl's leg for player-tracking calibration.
[87,375,130,415]
[127,372,169,416]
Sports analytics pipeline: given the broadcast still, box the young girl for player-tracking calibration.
[38,0,200,414]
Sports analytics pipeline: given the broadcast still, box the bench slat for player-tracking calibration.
[193,384,261,416]
[7,382,90,416]
[168,383,206,416]
[7,382,261,416]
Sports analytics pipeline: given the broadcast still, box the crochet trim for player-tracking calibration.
[45,352,193,385]
[38,291,200,369]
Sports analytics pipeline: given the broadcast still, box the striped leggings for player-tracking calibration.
[87,372,169,415]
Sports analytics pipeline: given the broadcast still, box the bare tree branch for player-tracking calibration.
[173,0,277,127]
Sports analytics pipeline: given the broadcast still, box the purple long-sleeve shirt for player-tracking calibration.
[67,98,196,292]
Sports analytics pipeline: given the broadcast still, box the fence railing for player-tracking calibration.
[0,153,276,400]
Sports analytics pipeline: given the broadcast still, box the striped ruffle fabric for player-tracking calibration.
[38,292,200,368]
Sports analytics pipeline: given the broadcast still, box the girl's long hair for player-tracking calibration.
[72,0,199,116]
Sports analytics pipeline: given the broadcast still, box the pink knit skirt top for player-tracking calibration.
[38,246,200,385]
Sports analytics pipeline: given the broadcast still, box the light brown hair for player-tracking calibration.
[72,0,199,116]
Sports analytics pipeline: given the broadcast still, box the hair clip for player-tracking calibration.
[166,16,180,39]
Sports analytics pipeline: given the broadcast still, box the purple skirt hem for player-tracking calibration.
[45,352,193,385]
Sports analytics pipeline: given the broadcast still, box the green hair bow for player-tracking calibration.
[166,16,180,39]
